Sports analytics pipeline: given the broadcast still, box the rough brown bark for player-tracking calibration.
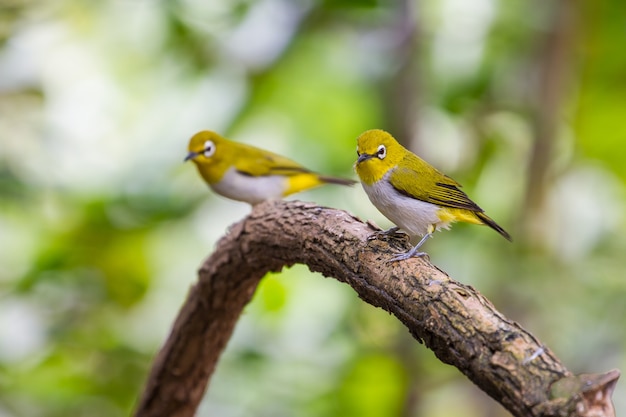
[134,200,619,417]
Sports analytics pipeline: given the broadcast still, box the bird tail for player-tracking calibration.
[318,175,357,186]
[476,212,512,241]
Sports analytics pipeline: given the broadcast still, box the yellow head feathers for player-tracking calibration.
[186,130,224,162]
[355,129,405,185]
[185,131,232,184]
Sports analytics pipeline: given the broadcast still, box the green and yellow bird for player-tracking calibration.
[354,129,511,261]
[185,130,356,205]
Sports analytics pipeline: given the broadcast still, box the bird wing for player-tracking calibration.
[233,144,312,177]
[389,154,483,212]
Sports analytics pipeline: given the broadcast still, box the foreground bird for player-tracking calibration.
[354,129,511,261]
[185,130,356,205]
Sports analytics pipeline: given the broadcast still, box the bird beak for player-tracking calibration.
[184,151,199,162]
[357,153,373,164]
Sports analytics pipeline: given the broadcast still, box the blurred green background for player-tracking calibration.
[1,0,625,416]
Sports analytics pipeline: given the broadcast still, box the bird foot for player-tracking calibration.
[388,250,429,263]
[384,232,433,262]
[367,226,407,241]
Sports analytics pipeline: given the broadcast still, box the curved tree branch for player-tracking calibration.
[134,200,619,417]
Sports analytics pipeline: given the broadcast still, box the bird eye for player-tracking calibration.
[377,144,386,159]
[203,140,216,158]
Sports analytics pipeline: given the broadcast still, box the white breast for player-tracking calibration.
[361,172,449,237]
[211,167,288,204]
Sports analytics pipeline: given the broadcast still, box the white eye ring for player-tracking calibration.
[377,144,386,159]
[203,140,216,158]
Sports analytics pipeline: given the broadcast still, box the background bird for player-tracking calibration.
[186,130,356,205]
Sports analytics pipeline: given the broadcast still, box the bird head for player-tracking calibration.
[185,130,232,184]
[185,130,225,164]
[354,129,404,185]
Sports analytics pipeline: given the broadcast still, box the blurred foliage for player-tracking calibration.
[1,0,626,416]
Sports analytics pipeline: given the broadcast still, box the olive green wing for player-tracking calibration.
[232,143,312,177]
[389,154,483,212]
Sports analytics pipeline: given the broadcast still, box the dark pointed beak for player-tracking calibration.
[184,151,199,162]
[357,153,373,164]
